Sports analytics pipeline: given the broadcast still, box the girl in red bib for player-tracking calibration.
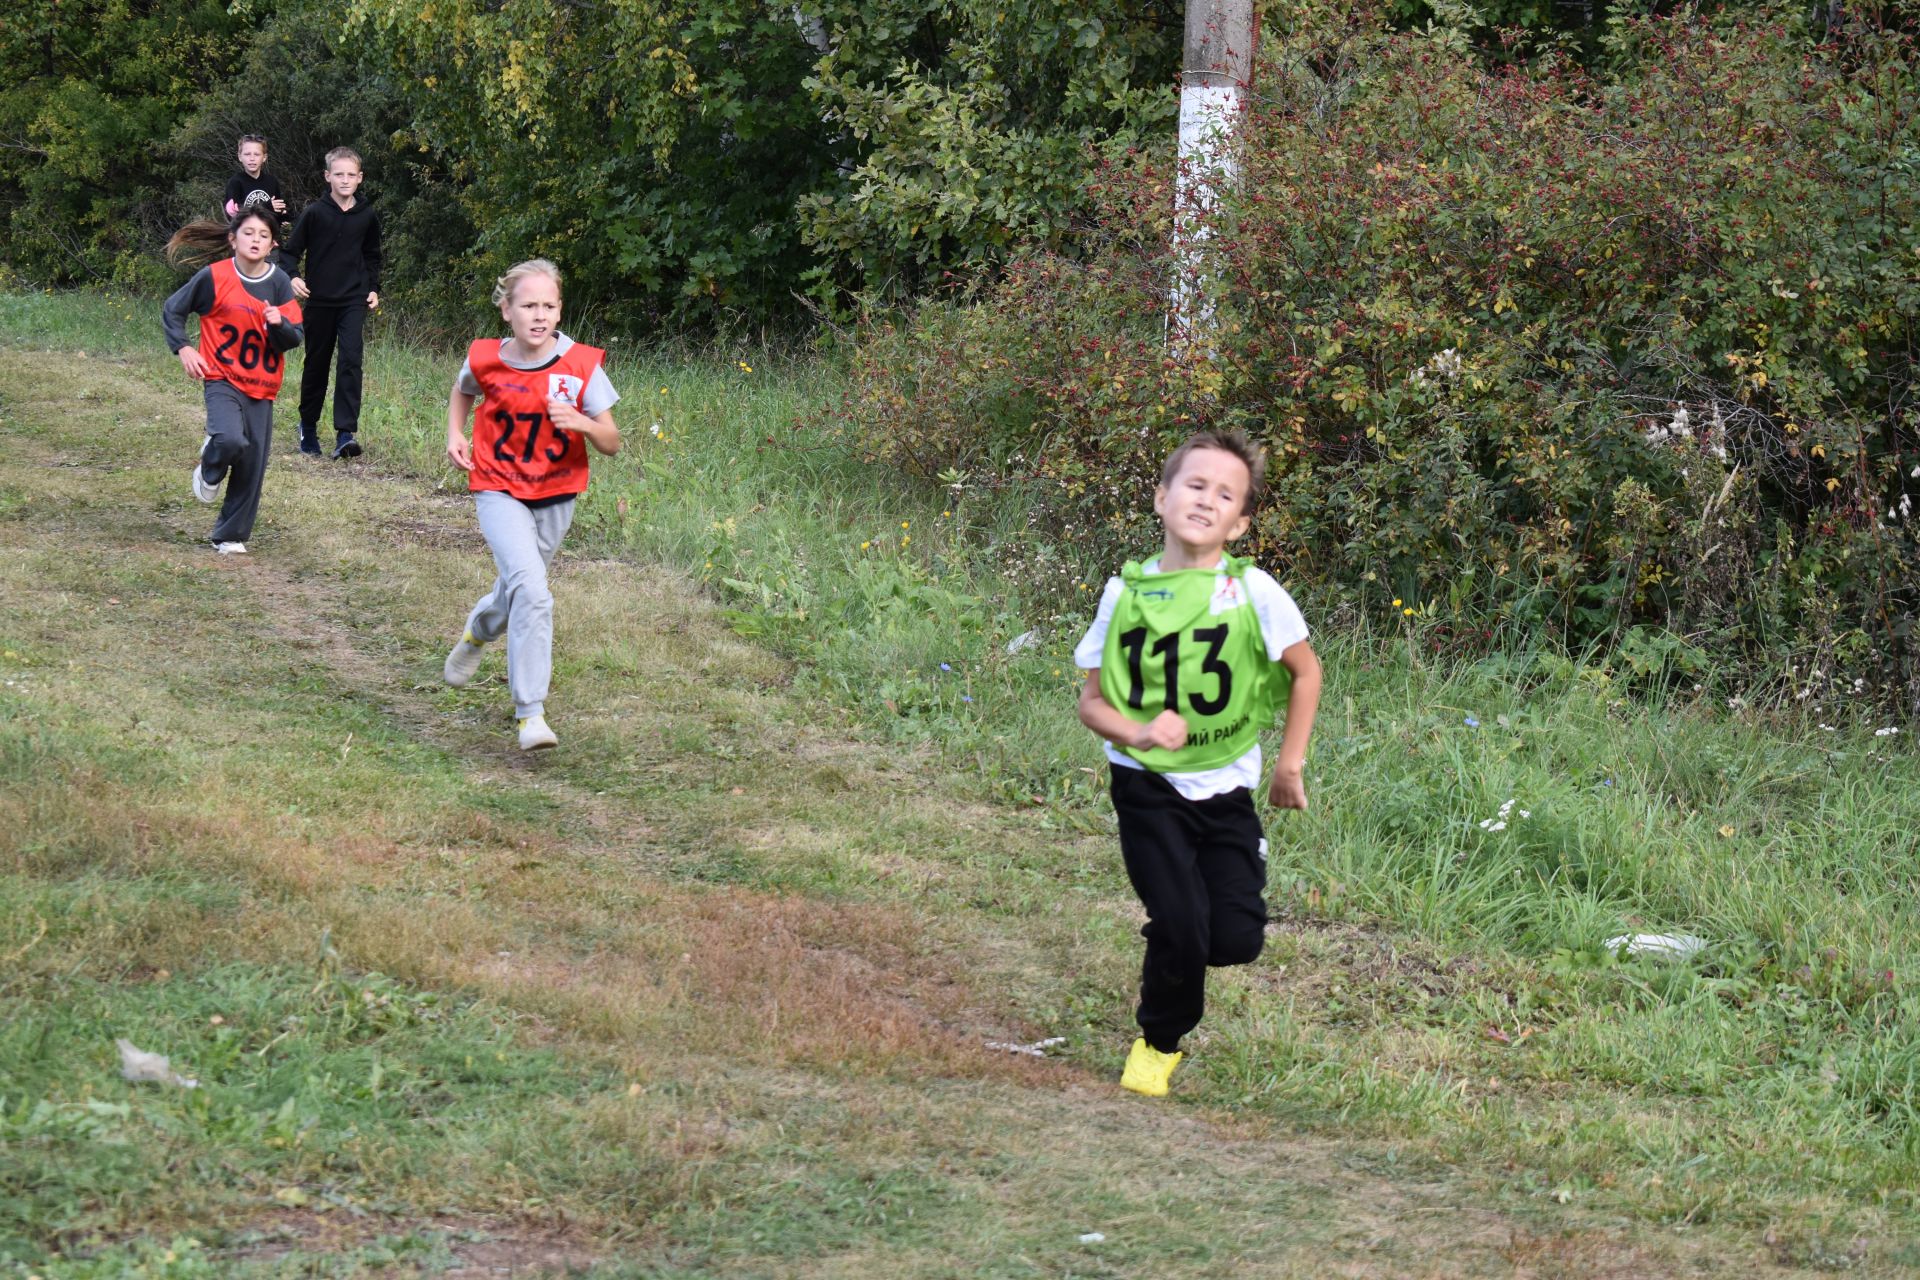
[441,259,622,751]
[161,208,305,553]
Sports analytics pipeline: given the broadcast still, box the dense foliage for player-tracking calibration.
[337,0,1183,322]
[0,0,258,288]
[2,0,1813,322]
[836,3,1920,706]
[0,0,1185,323]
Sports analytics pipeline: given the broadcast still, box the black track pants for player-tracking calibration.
[298,301,366,434]
[1110,766,1269,1053]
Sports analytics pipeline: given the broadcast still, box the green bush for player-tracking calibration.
[837,3,1920,708]
[0,0,256,289]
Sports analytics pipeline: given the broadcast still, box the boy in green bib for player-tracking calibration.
[1074,429,1322,1097]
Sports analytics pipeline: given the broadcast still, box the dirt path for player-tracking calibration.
[0,347,1813,1278]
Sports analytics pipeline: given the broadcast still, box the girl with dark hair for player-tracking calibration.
[161,209,305,554]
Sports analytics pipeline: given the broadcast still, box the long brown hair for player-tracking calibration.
[165,209,276,268]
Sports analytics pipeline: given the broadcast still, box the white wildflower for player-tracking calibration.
[1417,348,1463,385]
[1876,727,1900,737]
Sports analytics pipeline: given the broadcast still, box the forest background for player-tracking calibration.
[0,0,1916,703]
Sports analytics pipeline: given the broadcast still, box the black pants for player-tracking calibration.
[1110,767,1268,1053]
[200,381,275,543]
[298,301,366,435]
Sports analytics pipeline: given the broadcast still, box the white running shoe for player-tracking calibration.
[191,439,221,504]
[517,715,558,751]
[443,630,485,686]
[213,541,248,555]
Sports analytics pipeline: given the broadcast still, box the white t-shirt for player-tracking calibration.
[456,333,619,417]
[1074,557,1310,800]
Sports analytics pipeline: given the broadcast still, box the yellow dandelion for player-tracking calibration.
[1402,607,1414,617]
[1392,597,1402,607]
[861,541,870,550]
[901,520,910,529]
[902,535,911,545]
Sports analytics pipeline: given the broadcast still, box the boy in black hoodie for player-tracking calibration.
[282,146,382,459]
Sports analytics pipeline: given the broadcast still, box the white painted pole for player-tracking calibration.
[1171,0,1256,355]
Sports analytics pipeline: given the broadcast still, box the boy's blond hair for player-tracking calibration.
[1160,429,1268,515]
[492,258,563,308]
[323,146,362,172]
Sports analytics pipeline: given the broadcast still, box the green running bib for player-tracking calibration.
[1098,556,1288,772]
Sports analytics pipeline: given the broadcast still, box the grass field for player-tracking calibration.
[3,289,1918,1277]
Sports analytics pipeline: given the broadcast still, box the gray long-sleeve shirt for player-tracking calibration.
[161,262,305,354]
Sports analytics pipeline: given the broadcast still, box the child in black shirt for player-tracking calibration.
[222,134,287,224]
[281,146,382,459]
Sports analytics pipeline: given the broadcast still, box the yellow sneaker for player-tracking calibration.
[1120,1037,1182,1097]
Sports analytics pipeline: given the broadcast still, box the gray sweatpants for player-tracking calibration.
[201,381,275,543]
[465,489,577,720]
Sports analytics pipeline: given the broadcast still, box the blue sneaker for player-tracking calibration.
[297,424,321,455]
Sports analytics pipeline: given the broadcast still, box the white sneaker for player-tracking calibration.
[213,541,248,555]
[191,439,221,504]
[443,630,485,686]
[517,715,558,751]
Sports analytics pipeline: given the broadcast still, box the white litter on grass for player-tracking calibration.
[1603,933,1707,961]
[1005,630,1040,655]
[984,1036,1066,1058]
[1079,1232,1106,1244]
[115,1038,199,1089]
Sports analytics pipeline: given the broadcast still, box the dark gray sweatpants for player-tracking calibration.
[200,381,275,543]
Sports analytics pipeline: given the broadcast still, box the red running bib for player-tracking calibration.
[465,339,606,501]
[197,259,300,400]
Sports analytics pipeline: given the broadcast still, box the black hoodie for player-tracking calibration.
[280,196,383,306]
